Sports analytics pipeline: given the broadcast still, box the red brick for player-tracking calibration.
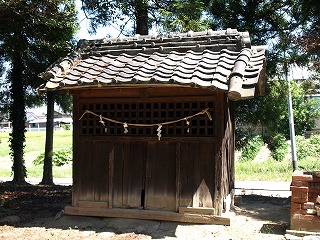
[291,202,302,210]
[292,217,320,232]
[292,181,310,187]
[292,197,308,203]
[309,187,320,194]
[291,209,307,214]
[291,217,320,231]
[308,192,314,199]
[292,174,314,182]
[314,172,320,177]
[292,191,308,203]
[291,213,301,220]
[292,191,308,198]
[300,214,318,221]
[290,186,309,192]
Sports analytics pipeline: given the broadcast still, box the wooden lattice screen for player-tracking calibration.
[79,101,214,137]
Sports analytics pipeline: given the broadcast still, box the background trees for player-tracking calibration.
[80,0,151,35]
[295,0,320,87]
[80,0,212,35]
[236,80,320,138]
[80,0,318,83]
[0,0,78,184]
[0,0,319,182]
[205,0,320,139]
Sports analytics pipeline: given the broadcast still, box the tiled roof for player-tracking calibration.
[38,29,266,101]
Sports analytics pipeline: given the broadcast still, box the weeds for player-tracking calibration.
[239,135,264,162]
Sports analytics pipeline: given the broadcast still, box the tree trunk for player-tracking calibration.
[134,0,149,35]
[40,92,55,185]
[10,33,27,184]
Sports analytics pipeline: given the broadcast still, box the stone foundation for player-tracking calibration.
[290,171,320,232]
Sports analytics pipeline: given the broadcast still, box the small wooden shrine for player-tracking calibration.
[38,29,266,224]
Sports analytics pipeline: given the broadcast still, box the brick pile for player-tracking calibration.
[290,171,320,232]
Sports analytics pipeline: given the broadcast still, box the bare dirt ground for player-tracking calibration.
[0,182,291,240]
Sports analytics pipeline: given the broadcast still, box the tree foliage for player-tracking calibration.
[81,0,151,35]
[81,0,318,79]
[0,0,78,184]
[205,0,319,139]
[80,0,213,35]
[236,80,320,138]
[294,0,320,82]
[207,0,310,77]
[157,0,211,33]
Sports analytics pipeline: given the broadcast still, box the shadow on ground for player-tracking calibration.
[0,183,291,239]
[234,195,290,236]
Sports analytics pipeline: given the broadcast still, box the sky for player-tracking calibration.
[288,65,310,80]
[75,0,119,40]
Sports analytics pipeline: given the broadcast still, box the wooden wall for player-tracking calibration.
[73,139,216,211]
[70,86,234,219]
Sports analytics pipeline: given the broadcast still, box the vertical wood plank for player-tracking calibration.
[112,141,123,208]
[214,93,226,215]
[122,141,130,207]
[176,142,181,211]
[223,99,235,210]
[93,141,110,203]
[78,140,94,201]
[108,144,114,208]
[179,141,215,209]
[192,141,201,207]
[179,142,194,207]
[197,142,214,208]
[111,140,145,209]
[72,94,80,207]
[145,141,176,211]
[126,141,145,208]
[229,101,235,193]
[122,141,145,208]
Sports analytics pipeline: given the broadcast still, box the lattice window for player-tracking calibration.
[79,101,214,137]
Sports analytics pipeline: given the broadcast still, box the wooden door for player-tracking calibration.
[144,141,177,211]
[112,141,146,209]
[76,140,110,204]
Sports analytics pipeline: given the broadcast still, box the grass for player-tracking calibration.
[0,131,72,158]
[235,156,320,181]
[235,158,293,181]
[0,131,72,178]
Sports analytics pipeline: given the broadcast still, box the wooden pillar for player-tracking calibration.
[72,93,80,207]
[214,92,225,215]
[213,92,235,215]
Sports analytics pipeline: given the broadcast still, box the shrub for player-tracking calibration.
[235,135,249,151]
[295,135,313,160]
[266,133,289,161]
[295,134,320,160]
[33,147,72,166]
[309,134,320,158]
[235,128,256,151]
[239,135,264,162]
[61,124,71,131]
